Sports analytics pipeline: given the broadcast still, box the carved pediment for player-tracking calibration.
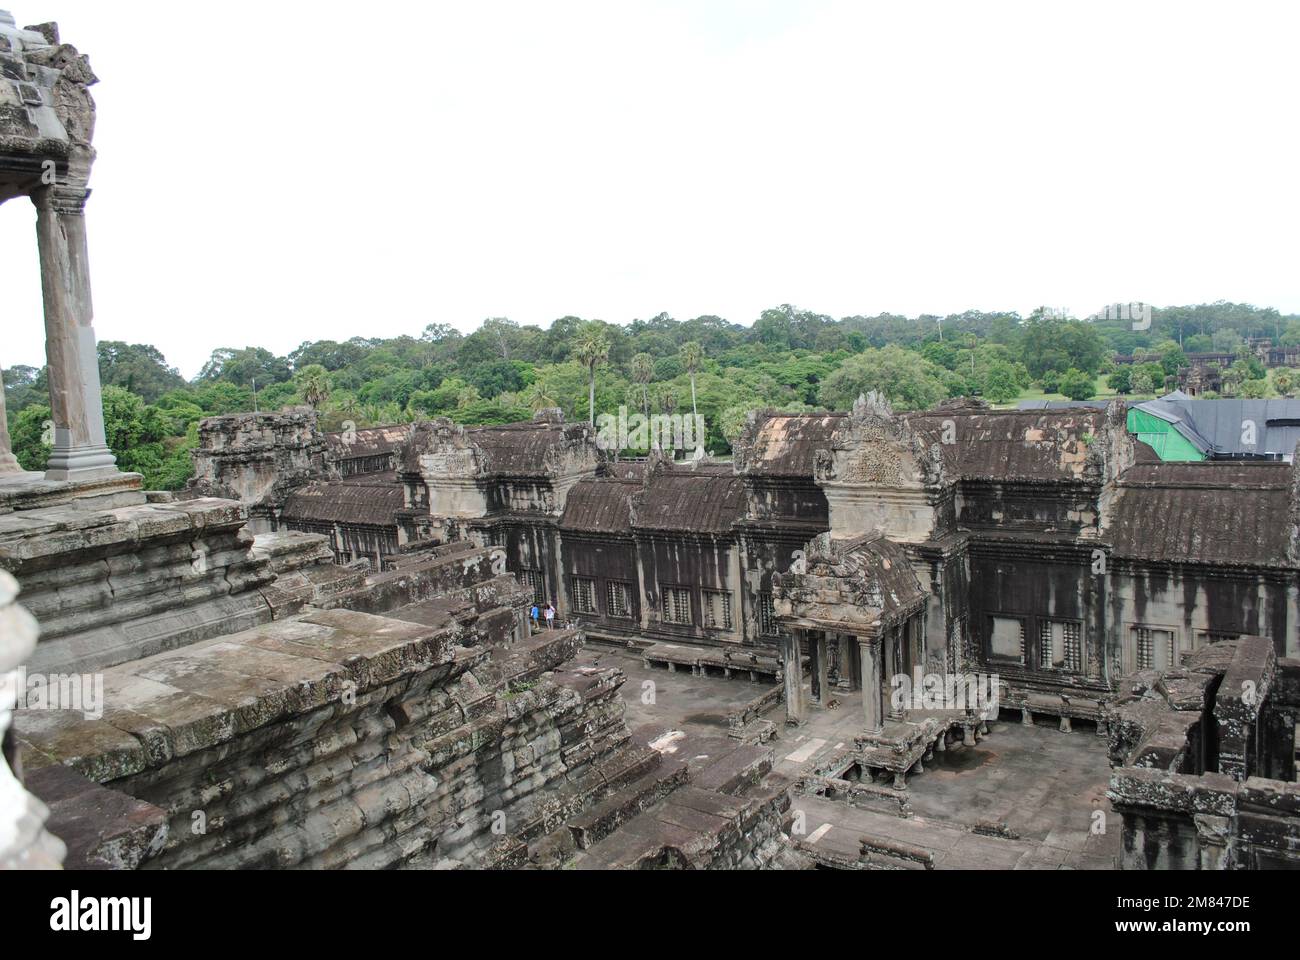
[816,393,939,488]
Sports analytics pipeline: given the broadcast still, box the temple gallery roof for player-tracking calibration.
[561,462,746,536]
[401,413,596,479]
[324,425,412,461]
[1108,461,1295,568]
[281,474,406,528]
[465,420,588,475]
[735,403,1122,485]
[905,407,1113,483]
[734,412,846,477]
[631,463,746,535]
[559,477,637,534]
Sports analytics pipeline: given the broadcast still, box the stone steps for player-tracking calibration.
[515,741,690,868]
[567,757,690,851]
[572,771,794,870]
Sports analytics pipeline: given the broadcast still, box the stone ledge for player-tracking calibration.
[0,472,145,515]
[15,609,465,783]
[24,763,167,869]
[0,497,249,571]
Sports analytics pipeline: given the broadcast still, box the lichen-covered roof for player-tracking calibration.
[906,408,1107,482]
[632,464,747,535]
[737,412,846,477]
[559,478,636,534]
[599,461,648,480]
[560,463,745,536]
[401,415,596,479]
[281,475,406,527]
[1109,461,1294,567]
[325,425,411,461]
[466,421,590,475]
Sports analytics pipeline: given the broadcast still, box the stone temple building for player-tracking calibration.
[1,10,1296,871]
[184,392,1300,867]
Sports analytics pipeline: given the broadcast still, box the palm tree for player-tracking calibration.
[522,380,558,413]
[335,393,360,418]
[680,341,704,421]
[630,353,654,416]
[572,322,610,425]
[295,365,332,411]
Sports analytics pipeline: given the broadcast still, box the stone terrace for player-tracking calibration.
[585,645,1121,870]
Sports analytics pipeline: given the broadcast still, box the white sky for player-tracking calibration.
[2,0,1297,379]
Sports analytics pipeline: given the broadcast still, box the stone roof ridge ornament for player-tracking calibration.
[628,451,671,526]
[815,393,943,488]
[1086,399,1138,487]
[730,407,771,475]
[852,391,895,424]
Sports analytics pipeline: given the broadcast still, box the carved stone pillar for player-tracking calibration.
[783,631,804,726]
[837,633,856,690]
[858,635,883,734]
[809,636,821,702]
[33,184,118,482]
[0,571,65,868]
[815,634,830,705]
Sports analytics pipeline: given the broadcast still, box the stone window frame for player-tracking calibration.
[1037,618,1083,673]
[702,589,734,631]
[661,584,693,626]
[571,576,598,615]
[605,579,635,620]
[986,613,1027,666]
[1130,623,1179,672]
[519,569,545,607]
[758,592,780,637]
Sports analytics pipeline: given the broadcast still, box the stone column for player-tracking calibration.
[809,636,821,702]
[885,627,904,721]
[838,633,856,690]
[0,571,66,868]
[0,365,21,476]
[816,634,830,704]
[783,631,805,725]
[858,635,883,734]
[33,185,118,482]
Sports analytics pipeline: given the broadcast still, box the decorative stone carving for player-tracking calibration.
[815,392,939,488]
[773,534,925,635]
[24,37,97,179]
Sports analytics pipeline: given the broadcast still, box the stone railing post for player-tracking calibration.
[33,183,118,482]
[0,571,65,868]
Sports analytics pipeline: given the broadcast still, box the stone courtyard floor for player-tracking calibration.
[573,644,1122,869]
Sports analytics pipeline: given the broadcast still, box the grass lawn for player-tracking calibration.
[994,375,1160,410]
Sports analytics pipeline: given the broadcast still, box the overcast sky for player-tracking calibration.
[2,0,1296,379]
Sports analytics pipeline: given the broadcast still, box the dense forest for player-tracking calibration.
[5,301,1299,491]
